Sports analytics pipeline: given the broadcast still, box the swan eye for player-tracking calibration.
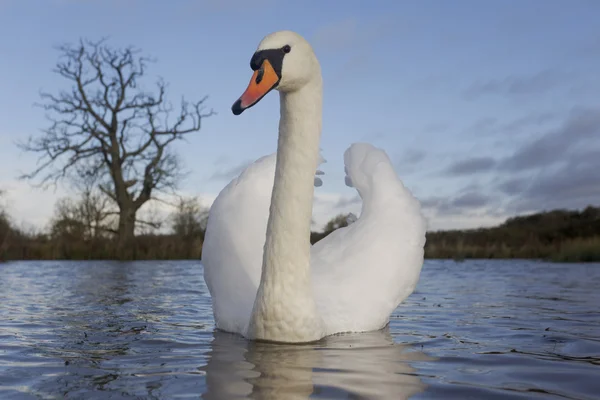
[255,64,264,84]
[282,45,291,54]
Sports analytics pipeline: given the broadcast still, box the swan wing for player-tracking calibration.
[202,152,327,334]
[202,143,424,337]
[202,154,276,334]
[310,143,426,336]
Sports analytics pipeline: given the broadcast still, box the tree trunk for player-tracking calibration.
[118,206,136,260]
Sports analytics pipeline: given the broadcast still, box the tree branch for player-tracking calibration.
[20,37,214,245]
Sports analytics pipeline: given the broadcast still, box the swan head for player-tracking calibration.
[232,30,320,115]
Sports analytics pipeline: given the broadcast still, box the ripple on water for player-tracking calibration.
[0,259,599,399]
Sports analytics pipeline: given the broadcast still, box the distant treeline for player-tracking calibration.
[0,218,204,261]
[1,195,599,262]
[423,206,600,262]
[0,233,203,261]
[0,191,206,261]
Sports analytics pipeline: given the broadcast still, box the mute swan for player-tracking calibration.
[202,30,426,343]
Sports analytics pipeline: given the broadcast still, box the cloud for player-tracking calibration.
[394,149,426,174]
[500,107,600,172]
[0,178,221,234]
[435,107,600,222]
[333,194,361,209]
[464,69,570,100]
[402,149,426,165]
[463,111,558,138]
[497,178,528,196]
[394,107,600,231]
[501,112,557,134]
[209,160,251,181]
[312,192,362,229]
[501,149,600,214]
[420,196,443,210]
[0,180,66,230]
[426,212,506,232]
[419,190,505,231]
[467,117,498,134]
[445,156,496,176]
[213,154,230,167]
[424,189,493,215]
[450,191,491,209]
[422,183,494,213]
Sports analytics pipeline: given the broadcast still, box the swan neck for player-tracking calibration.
[248,79,324,342]
[266,80,322,277]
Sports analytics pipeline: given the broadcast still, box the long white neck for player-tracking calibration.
[247,78,325,343]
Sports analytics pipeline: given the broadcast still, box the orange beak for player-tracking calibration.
[232,59,280,115]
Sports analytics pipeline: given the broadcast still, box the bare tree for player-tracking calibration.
[80,188,116,238]
[0,190,10,258]
[50,197,88,241]
[19,38,214,258]
[136,202,164,236]
[171,196,208,239]
[51,189,115,241]
[322,213,356,235]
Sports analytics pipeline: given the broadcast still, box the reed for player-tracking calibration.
[551,237,600,262]
[1,202,599,263]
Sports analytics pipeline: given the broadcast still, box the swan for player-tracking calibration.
[202,30,426,343]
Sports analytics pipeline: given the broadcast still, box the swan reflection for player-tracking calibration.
[201,327,431,399]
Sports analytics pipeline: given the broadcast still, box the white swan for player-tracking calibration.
[202,30,426,343]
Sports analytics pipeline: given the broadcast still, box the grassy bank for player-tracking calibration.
[424,235,600,262]
[550,237,600,262]
[420,206,600,262]
[0,234,203,261]
[1,205,599,262]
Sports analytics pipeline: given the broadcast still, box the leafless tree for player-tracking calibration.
[171,196,208,240]
[50,188,114,241]
[51,198,88,240]
[322,213,355,235]
[19,38,214,258]
[0,190,10,258]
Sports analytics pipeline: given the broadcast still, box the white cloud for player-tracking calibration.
[0,180,66,231]
[0,176,222,234]
[0,176,512,235]
[423,209,506,232]
[313,191,361,229]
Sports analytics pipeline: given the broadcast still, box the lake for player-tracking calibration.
[1,259,599,399]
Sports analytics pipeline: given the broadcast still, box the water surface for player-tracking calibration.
[1,260,599,399]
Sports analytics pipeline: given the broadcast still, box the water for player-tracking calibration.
[0,260,599,399]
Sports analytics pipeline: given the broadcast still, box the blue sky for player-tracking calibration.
[1,0,599,231]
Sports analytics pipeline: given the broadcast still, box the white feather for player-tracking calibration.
[202,143,425,337]
[202,30,425,342]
